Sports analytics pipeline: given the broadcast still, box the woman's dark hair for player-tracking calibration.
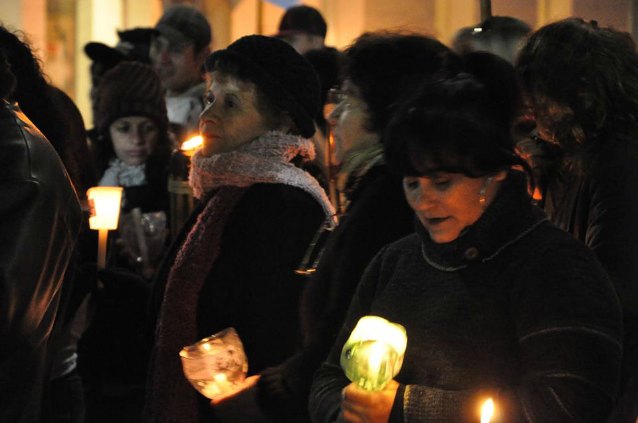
[386,51,531,181]
[0,25,97,195]
[0,49,15,98]
[343,32,451,134]
[516,18,638,166]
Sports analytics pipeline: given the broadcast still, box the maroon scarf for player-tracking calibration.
[147,186,247,422]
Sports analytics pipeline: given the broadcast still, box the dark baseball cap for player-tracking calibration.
[276,5,327,38]
[154,4,212,52]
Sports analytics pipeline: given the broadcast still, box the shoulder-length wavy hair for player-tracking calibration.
[517,18,638,167]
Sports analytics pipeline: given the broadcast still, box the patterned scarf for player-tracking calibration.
[147,131,334,422]
[189,131,335,220]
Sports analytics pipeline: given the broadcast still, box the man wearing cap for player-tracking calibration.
[276,5,327,55]
[150,4,211,140]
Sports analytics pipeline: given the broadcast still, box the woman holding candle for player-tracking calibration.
[145,35,333,423]
[309,52,623,423]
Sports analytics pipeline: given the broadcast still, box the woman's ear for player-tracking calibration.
[493,169,508,182]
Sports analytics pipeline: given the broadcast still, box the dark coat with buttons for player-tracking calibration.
[310,171,623,423]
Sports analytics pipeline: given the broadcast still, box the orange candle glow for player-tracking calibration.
[181,135,203,157]
[481,398,494,423]
[87,186,123,269]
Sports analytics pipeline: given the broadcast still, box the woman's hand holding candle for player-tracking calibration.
[339,379,399,423]
[210,375,270,423]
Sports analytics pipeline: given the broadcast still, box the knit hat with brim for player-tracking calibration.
[205,35,320,138]
[95,61,168,134]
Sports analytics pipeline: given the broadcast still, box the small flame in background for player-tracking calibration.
[481,398,494,423]
[181,135,203,156]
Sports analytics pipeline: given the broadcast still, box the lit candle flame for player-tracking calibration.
[366,341,387,385]
[481,398,494,423]
[181,135,203,156]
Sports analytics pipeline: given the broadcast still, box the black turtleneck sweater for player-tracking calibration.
[309,172,622,423]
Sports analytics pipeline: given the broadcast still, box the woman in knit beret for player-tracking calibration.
[309,52,623,423]
[145,35,333,422]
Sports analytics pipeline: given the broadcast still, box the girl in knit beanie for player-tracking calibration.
[93,61,172,274]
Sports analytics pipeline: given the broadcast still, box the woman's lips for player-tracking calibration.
[126,150,146,158]
[424,217,448,225]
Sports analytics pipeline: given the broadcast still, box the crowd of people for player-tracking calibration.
[1,3,638,423]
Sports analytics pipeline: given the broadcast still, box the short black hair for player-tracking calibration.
[342,32,450,135]
[278,5,327,38]
[386,52,530,180]
[303,47,341,135]
[465,16,532,63]
[517,18,638,163]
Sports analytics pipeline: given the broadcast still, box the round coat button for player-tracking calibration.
[464,247,480,260]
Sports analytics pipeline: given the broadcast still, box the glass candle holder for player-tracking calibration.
[180,327,248,399]
[340,315,407,391]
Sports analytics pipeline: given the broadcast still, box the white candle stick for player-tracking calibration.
[481,398,494,423]
[87,186,123,269]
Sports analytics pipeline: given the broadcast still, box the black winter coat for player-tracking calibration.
[543,141,638,420]
[256,164,414,422]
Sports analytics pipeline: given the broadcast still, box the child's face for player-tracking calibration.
[109,116,159,166]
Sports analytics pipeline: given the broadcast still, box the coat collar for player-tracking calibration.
[417,171,548,271]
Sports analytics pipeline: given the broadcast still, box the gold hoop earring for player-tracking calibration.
[479,176,494,208]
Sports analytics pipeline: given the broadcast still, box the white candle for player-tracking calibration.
[87,186,123,269]
[481,398,494,423]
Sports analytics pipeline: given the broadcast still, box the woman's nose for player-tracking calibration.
[406,182,435,211]
[200,100,220,121]
[131,129,144,145]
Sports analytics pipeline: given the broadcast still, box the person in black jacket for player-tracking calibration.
[249,33,451,423]
[310,52,623,423]
[517,18,638,422]
[145,35,333,423]
[0,48,83,423]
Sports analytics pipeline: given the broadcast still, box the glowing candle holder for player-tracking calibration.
[87,186,123,269]
[168,135,202,238]
[481,398,495,423]
[340,315,407,391]
[180,327,248,399]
